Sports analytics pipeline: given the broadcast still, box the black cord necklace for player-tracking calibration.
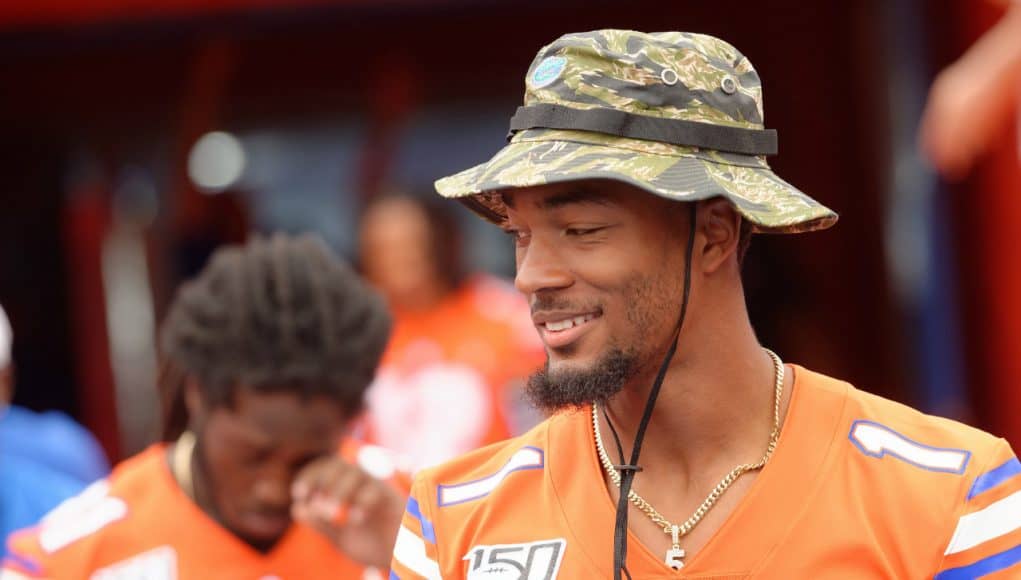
[609,203,697,580]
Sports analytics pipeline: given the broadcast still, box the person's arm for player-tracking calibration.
[388,477,442,580]
[919,4,1021,179]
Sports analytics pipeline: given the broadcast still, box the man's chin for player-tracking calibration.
[545,355,598,376]
[234,527,288,553]
[526,347,637,413]
[230,514,292,552]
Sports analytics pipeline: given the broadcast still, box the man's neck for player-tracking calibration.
[599,326,789,482]
[185,438,281,554]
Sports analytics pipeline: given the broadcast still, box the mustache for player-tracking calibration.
[530,294,602,316]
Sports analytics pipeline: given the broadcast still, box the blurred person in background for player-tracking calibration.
[358,193,544,471]
[0,304,103,559]
[2,235,404,579]
[0,304,109,485]
[920,0,1021,179]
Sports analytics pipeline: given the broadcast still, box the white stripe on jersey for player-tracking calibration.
[438,447,543,506]
[393,525,441,580]
[0,571,37,580]
[38,496,127,554]
[945,489,1021,555]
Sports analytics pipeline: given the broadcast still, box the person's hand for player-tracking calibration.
[292,456,405,569]
[920,62,997,180]
[919,6,1021,180]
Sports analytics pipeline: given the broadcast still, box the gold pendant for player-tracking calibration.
[665,547,685,569]
[665,525,685,569]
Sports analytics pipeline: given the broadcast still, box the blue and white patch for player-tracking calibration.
[530,56,567,89]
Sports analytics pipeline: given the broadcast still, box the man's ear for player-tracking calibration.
[697,198,742,274]
[183,377,207,432]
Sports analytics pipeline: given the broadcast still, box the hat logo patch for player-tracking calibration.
[531,56,567,89]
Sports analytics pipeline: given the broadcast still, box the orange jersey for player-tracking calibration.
[2,441,402,580]
[364,275,544,470]
[391,366,1021,579]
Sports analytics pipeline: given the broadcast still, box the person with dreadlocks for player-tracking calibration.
[3,234,404,579]
[390,31,1021,579]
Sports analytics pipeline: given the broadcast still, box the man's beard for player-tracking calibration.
[525,347,640,413]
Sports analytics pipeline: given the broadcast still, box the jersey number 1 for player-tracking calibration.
[849,420,970,474]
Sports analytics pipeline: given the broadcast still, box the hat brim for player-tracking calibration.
[435,133,837,234]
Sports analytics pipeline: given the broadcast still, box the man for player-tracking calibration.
[390,30,1021,579]
[359,194,544,470]
[0,304,100,557]
[3,234,404,579]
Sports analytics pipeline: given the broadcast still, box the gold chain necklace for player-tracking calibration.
[592,348,784,570]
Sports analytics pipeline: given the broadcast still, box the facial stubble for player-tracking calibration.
[525,269,679,413]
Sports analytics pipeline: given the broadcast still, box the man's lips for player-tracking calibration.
[533,311,602,349]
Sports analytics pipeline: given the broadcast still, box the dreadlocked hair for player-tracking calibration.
[159,233,391,441]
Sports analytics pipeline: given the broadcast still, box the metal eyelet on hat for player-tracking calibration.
[721,75,738,94]
[660,68,679,86]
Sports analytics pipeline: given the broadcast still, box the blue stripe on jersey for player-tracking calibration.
[968,457,1021,500]
[389,570,401,580]
[935,543,1021,580]
[3,551,42,574]
[406,497,437,544]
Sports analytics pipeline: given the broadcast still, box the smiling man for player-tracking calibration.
[390,30,1021,579]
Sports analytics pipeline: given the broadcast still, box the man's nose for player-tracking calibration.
[252,471,293,511]
[514,235,573,296]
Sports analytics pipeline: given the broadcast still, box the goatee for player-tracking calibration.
[525,348,639,413]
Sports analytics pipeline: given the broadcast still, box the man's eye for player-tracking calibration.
[565,227,605,237]
[242,448,273,466]
[503,229,530,243]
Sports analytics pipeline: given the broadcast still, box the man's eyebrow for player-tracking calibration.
[500,188,615,212]
[540,190,613,210]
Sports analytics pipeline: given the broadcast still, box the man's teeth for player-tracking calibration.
[545,314,596,332]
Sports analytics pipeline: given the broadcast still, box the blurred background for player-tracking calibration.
[0,0,1018,467]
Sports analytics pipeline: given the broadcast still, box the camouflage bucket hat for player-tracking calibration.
[435,30,837,234]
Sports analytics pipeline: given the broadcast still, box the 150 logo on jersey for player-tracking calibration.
[464,539,566,580]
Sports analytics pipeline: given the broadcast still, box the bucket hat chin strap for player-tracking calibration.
[508,103,778,156]
[604,203,697,580]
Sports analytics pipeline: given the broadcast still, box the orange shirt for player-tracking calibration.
[2,442,398,580]
[364,275,544,471]
[391,366,1021,579]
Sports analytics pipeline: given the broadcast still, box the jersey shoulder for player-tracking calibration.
[3,446,181,577]
[814,374,1021,578]
[393,416,559,579]
[413,414,554,510]
[841,376,1003,473]
[799,366,1015,533]
[791,365,1002,471]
